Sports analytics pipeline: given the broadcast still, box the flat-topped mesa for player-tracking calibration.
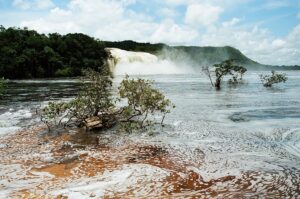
[105,48,158,73]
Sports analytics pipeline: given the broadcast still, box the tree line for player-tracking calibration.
[0,26,163,79]
[0,26,109,79]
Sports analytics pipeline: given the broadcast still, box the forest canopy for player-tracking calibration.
[0,26,110,79]
[0,26,163,79]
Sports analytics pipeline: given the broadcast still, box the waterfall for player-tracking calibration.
[105,48,194,75]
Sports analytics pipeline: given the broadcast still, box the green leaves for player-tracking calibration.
[40,71,174,132]
[79,68,114,116]
[118,75,174,129]
[211,59,247,89]
[260,71,288,87]
[214,59,247,79]
[41,101,72,131]
[0,27,108,79]
[40,69,114,131]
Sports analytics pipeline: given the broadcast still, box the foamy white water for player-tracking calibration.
[53,164,169,199]
[1,71,300,197]
[106,48,195,75]
[0,109,32,135]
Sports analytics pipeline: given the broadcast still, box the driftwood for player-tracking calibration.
[84,108,121,131]
[84,116,103,130]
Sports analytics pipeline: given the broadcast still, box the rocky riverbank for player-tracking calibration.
[0,126,211,198]
[1,124,300,198]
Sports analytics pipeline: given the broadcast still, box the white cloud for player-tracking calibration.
[150,20,198,44]
[297,12,300,19]
[272,39,286,48]
[95,20,157,42]
[287,24,300,47]
[222,18,241,27]
[21,18,81,34]
[50,7,72,17]
[165,0,249,7]
[185,4,223,27]
[200,19,300,65]
[12,0,54,10]
[35,0,54,9]
[12,0,31,10]
[263,0,290,9]
[164,0,187,6]
[159,8,178,18]
[20,0,196,45]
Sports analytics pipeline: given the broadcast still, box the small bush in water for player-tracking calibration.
[118,75,175,129]
[203,59,247,89]
[259,71,288,87]
[41,71,174,132]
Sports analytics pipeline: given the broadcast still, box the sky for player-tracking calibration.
[0,0,300,65]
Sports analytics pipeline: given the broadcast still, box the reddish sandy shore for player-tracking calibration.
[1,126,297,198]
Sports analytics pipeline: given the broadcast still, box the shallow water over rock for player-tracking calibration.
[0,72,300,198]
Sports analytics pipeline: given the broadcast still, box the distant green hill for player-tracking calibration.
[159,45,260,68]
[104,40,259,66]
[104,40,300,70]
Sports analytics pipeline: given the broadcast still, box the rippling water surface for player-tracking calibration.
[1,71,300,198]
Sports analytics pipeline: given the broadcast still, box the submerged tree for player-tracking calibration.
[203,59,247,89]
[41,71,174,132]
[41,68,115,131]
[259,71,288,87]
[202,66,214,87]
[118,75,174,129]
[78,68,114,117]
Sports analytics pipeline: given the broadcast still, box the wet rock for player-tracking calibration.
[229,113,250,122]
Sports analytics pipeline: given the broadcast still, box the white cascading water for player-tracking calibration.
[105,48,194,75]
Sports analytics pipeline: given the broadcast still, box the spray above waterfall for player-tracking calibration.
[105,48,195,75]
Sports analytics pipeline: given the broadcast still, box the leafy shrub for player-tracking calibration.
[214,60,247,89]
[259,71,288,87]
[78,68,114,117]
[41,71,174,132]
[118,75,174,129]
[41,101,73,131]
[41,68,113,129]
[203,59,247,89]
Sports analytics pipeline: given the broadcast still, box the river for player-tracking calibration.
[0,71,300,198]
